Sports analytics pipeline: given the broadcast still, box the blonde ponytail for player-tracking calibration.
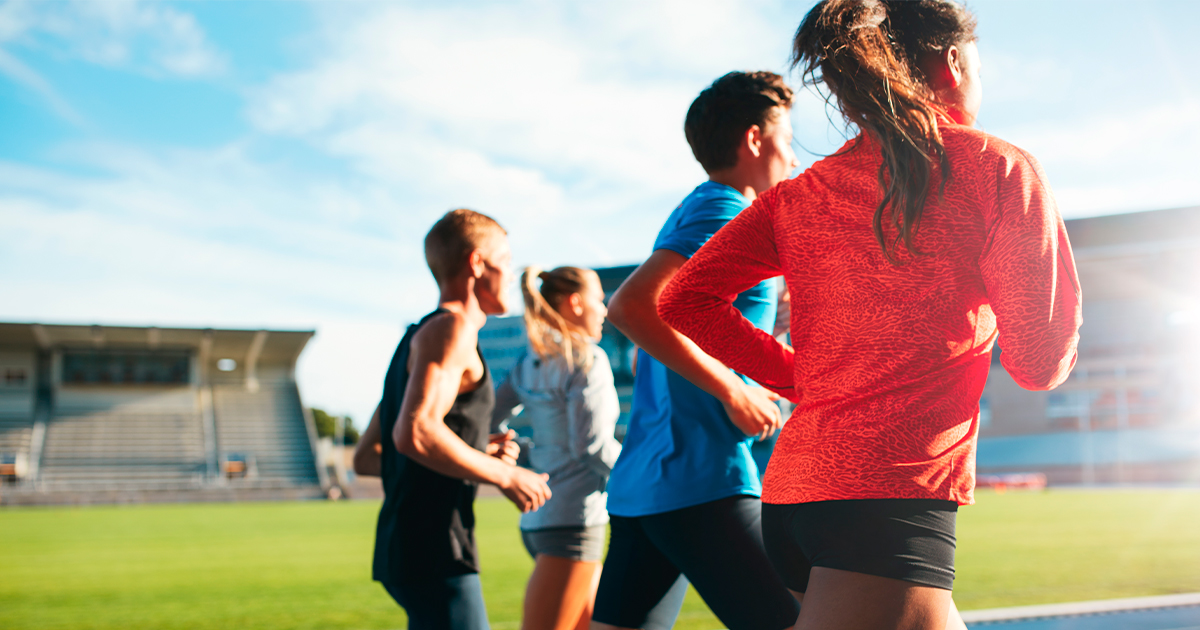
[520,266,597,371]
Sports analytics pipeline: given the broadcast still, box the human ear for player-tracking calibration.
[945,45,964,89]
[568,293,584,317]
[745,124,764,159]
[468,250,486,279]
[919,48,957,91]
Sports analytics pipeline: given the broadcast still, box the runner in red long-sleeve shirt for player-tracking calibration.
[657,2,1081,629]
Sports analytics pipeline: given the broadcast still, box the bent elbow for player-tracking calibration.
[607,285,646,335]
[1004,352,1077,392]
[351,456,370,476]
[393,430,425,459]
[656,288,684,330]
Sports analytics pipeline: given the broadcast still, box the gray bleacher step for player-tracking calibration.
[211,385,320,487]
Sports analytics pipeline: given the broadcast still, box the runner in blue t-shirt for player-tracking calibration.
[591,72,802,630]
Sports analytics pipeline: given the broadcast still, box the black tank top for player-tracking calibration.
[372,309,495,584]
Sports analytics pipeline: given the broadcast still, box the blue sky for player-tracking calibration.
[2,0,1198,427]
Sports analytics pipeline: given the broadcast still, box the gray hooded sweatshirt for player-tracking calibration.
[492,344,622,530]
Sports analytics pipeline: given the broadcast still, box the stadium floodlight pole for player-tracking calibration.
[334,415,346,487]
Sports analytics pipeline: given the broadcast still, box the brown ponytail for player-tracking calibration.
[520,266,597,371]
[792,0,977,263]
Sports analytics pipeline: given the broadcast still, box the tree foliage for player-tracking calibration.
[310,408,360,445]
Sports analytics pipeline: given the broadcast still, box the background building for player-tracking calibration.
[978,206,1200,484]
[0,323,326,504]
[481,265,640,440]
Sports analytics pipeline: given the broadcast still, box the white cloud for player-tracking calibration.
[0,0,225,78]
[0,142,435,425]
[245,0,805,253]
[995,100,1200,216]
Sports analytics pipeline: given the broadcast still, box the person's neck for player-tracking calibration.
[437,279,487,330]
[707,169,763,202]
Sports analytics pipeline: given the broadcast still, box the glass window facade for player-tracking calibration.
[62,350,191,385]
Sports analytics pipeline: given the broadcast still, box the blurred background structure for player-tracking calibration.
[0,322,327,504]
[978,206,1200,485]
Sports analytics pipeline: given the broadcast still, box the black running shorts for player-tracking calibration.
[593,494,800,630]
[762,498,958,592]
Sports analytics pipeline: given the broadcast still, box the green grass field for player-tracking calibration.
[2,489,1199,630]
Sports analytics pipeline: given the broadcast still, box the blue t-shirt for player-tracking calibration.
[606,181,778,517]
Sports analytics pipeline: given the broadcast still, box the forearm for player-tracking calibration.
[994,241,1082,391]
[659,283,795,399]
[352,447,381,477]
[352,405,382,477]
[609,289,744,402]
[399,418,516,487]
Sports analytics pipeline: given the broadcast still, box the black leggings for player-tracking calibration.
[593,494,800,630]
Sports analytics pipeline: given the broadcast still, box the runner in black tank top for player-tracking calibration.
[351,209,550,630]
[374,308,495,583]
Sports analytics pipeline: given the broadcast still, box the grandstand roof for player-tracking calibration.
[0,323,314,365]
[1066,205,1200,251]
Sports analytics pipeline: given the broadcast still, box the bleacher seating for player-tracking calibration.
[39,410,206,488]
[0,413,34,468]
[213,384,319,485]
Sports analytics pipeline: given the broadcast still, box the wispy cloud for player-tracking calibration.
[0,142,433,422]
[4,0,1200,425]
[996,100,1200,216]
[0,48,85,125]
[0,0,226,78]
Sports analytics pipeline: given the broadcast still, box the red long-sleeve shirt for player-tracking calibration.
[658,125,1081,506]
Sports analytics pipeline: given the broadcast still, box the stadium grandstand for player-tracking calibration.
[0,323,327,505]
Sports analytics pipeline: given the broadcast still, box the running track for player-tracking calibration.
[964,593,1200,629]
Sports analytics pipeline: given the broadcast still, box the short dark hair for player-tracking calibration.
[424,208,506,285]
[684,71,794,173]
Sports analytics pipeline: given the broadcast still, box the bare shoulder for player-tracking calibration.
[410,311,479,363]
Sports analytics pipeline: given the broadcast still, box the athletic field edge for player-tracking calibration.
[959,592,1200,623]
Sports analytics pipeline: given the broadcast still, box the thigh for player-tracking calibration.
[797,566,953,630]
[524,555,601,630]
[592,516,683,629]
[386,574,490,630]
[642,495,799,630]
